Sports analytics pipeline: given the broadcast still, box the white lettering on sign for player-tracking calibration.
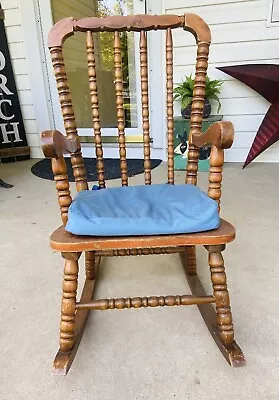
[0,123,22,144]
[0,50,25,149]
[0,51,13,95]
[0,99,14,120]
[0,74,13,95]
[0,51,5,70]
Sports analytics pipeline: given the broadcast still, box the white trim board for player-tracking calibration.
[18,0,53,158]
[267,0,279,26]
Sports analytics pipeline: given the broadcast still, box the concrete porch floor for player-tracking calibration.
[1,160,279,399]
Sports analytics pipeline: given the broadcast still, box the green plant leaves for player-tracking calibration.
[205,78,223,99]
[181,95,193,109]
[210,94,222,113]
[174,74,224,112]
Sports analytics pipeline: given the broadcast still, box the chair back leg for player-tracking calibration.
[85,251,96,280]
[207,245,234,345]
[184,246,197,276]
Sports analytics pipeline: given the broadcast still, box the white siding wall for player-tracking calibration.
[3,0,279,161]
[2,0,41,158]
[167,0,279,162]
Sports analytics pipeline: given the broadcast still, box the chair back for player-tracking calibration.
[48,13,211,190]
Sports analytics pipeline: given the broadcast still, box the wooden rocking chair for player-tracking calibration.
[41,13,245,375]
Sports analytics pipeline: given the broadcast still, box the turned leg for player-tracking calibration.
[180,247,245,366]
[184,246,197,276]
[207,245,234,346]
[53,255,101,375]
[60,253,79,353]
[85,251,96,280]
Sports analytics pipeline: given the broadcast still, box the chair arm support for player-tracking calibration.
[191,121,234,150]
[191,121,234,212]
[41,130,78,158]
[41,130,74,225]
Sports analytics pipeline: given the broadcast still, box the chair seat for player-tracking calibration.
[51,219,235,252]
[65,184,220,237]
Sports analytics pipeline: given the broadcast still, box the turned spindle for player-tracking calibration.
[140,30,151,185]
[86,31,105,188]
[50,46,88,192]
[166,28,174,184]
[51,157,72,225]
[76,294,215,310]
[208,145,223,211]
[114,32,128,186]
[186,41,210,185]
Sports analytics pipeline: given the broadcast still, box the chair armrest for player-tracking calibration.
[191,121,234,150]
[41,130,78,158]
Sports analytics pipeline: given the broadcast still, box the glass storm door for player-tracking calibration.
[42,0,146,144]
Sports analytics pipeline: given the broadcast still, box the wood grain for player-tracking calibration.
[86,31,105,188]
[166,28,174,184]
[184,13,211,43]
[48,14,211,47]
[53,256,101,375]
[41,130,78,159]
[180,252,245,367]
[184,246,197,276]
[50,46,88,191]
[0,146,30,158]
[50,47,77,140]
[51,157,72,225]
[114,31,128,186]
[75,14,184,33]
[76,294,215,310]
[45,11,243,376]
[48,17,74,47]
[85,251,96,280]
[208,146,224,211]
[192,121,234,149]
[48,15,185,47]
[50,219,236,252]
[94,247,186,257]
[140,31,151,184]
[186,40,210,185]
[207,245,234,346]
[59,253,79,352]
[191,122,234,211]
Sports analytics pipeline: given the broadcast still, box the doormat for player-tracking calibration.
[31,158,162,182]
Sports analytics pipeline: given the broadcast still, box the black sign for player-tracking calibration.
[0,8,30,162]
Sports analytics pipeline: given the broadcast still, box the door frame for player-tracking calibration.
[20,0,166,160]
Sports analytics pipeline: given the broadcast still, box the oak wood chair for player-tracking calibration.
[41,13,245,375]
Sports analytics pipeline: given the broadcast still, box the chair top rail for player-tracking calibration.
[48,13,211,47]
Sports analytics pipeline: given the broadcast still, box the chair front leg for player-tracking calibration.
[207,245,234,346]
[60,252,79,352]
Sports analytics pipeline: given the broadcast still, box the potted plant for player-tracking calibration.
[174,75,223,119]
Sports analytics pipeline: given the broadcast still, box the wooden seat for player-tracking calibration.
[50,219,235,252]
[41,12,245,375]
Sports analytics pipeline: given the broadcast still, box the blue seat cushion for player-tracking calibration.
[65,184,220,237]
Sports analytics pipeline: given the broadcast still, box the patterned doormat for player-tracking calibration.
[31,158,162,182]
